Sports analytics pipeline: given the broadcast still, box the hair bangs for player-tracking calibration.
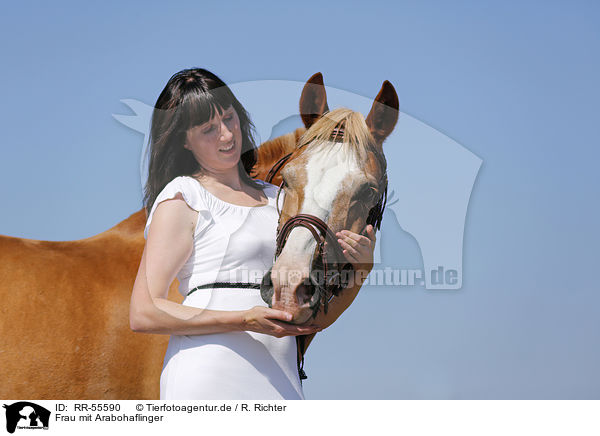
[179,86,234,131]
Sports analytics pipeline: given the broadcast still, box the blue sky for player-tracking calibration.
[1,0,599,399]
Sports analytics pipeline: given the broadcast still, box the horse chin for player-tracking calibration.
[292,308,315,325]
[274,304,314,325]
[271,285,319,325]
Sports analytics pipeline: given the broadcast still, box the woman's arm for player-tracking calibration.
[130,193,320,337]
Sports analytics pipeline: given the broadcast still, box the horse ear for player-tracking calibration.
[299,72,330,129]
[365,80,399,145]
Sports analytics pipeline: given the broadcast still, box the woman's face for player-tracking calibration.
[184,105,243,174]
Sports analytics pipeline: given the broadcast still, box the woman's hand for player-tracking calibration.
[242,306,321,338]
[335,224,377,271]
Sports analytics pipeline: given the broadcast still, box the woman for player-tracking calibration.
[129,68,376,400]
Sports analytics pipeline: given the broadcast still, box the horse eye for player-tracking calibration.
[354,184,376,201]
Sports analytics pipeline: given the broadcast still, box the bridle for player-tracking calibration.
[263,127,388,317]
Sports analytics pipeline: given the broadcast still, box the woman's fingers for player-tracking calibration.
[339,242,360,261]
[364,225,376,243]
[337,232,365,247]
[251,307,321,337]
[337,234,367,258]
[270,320,321,336]
[335,225,376,266]
[263,308,293,322]
[336,226,375,247]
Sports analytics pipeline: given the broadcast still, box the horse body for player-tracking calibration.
[0,210,181,399]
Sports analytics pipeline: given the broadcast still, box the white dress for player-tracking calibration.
[144,175,304,400]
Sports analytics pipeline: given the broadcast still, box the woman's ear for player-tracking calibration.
[183,129,192,150]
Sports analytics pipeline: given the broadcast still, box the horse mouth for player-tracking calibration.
[260,267,322,323]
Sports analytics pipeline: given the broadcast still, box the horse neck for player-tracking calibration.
[254,127,305,181]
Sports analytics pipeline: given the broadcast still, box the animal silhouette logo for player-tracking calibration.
[3,402,50,433]
[114,79,482,290]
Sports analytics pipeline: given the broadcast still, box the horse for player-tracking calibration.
[0,73,398,399]
[258,75,398,364]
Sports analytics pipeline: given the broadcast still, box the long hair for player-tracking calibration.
[144,68,261,215]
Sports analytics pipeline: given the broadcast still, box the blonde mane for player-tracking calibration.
[297,108,386,173]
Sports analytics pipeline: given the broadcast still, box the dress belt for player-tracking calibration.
[186,282,261,297]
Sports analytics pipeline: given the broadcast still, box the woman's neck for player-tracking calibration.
[193,167,245,190]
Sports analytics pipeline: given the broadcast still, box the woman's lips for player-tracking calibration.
[219,141,235,152]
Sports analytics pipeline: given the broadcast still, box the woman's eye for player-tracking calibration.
[224,116,233,121]
[203,126,215,134]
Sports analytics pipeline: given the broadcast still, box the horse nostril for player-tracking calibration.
[260,268,274,306]
[296,283,315,306]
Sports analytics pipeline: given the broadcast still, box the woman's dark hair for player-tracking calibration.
[144,68,261,215]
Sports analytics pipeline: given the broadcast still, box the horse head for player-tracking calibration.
[261,73,399,323]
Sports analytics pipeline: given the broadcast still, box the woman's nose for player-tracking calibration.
[219,120,234,142]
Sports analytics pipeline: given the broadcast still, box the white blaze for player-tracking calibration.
[281,141,364,264]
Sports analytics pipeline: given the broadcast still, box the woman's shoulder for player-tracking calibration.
[163,174,196,189]
[145,176,211,239]
[155,176,205,206]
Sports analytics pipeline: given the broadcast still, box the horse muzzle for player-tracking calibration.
[260,257,354,324]
[260,266,319,324]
